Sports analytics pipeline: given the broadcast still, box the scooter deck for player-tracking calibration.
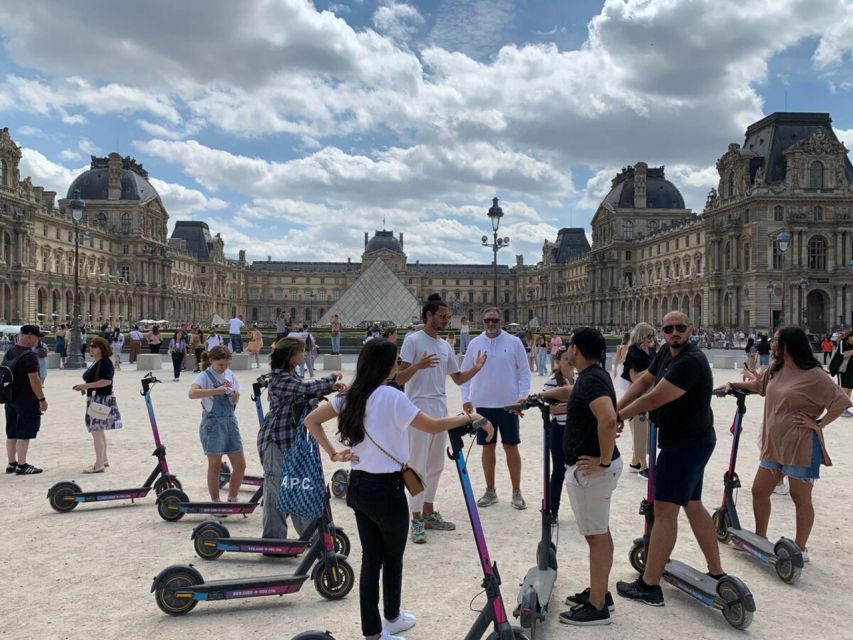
[71,487,152,502]
[516,566,557,612]
[729,528,776,556]
[218,472,264,486]
[188,574,309,598]
[215,538,308,555]
[178,502,259,515]
[664,559,719,600]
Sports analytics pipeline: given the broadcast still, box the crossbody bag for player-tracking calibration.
[363,430,425,496]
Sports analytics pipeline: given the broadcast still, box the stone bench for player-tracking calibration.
[136,353,162,371]
[322,354,342,371]
[711,355,744,370]
[183,354,197,372]
[46,353,61,369]
[229,353,251,370]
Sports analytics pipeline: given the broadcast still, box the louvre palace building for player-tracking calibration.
[1,111,851,334]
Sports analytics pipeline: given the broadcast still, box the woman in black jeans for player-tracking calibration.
[168,330,188,382]
[305,338,493,640]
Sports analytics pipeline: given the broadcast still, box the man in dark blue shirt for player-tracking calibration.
[613,311,724,607]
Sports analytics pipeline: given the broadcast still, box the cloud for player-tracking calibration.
[373,2,424,43]
[428,0,516,60]
[58,149,82,161]
[148,178,228,216]
[17,149,85,197]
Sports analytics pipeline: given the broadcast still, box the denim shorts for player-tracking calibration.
[759,431,821,480]
[199,416,243,455]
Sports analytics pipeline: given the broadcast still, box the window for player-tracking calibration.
[625,250,631,260]
[743,242,750,270]
[122,244,129,255]
[96,212,107,228]
[468,291,474,303]
[648,221,658,234]
[0,160,5,186]
[809,161,824,189]
[807,236,827,270]
[55,228,60,239]
[623,221,634,240]
[120,212,131,234]
[744,208,749,223]
[43,224,48,236]
[99,239,103,250]
[814,206,823,221]
[120,266,130,281]
[503,291,510,303]
[774,205,784,221]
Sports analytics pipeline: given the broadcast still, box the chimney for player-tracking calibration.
[516,254,524,267]
[267,255,271,262]
[107,153,122,201]
[399,232,404,249]
[633,162,647,209]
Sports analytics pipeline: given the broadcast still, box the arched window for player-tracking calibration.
[120,212,131,234]
[814,206,823,221]
[809,161,824,189]
[807,236,827,270]
[623,220,634,241]
[774,205,784,221]
[648,220,658,234]
[0,160,6,186]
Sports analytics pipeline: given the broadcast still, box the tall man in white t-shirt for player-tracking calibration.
[461,308,531,509]
[396,294,487,543]
[228,314,245,353]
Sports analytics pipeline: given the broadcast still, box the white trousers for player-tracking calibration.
[408,425,449,513]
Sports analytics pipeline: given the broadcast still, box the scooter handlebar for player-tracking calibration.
[714,387,750,401]
[140,372,161,395]
[447,417,489,456]
[503,393,551,412]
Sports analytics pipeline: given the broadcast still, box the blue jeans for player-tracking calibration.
[459,332,470,355]
[537,349,549,375]
[299,352,315,378]
[229,334,243,353]
[330,334,341,354]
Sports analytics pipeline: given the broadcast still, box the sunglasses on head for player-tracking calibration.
[661,324,687,334]
[483,318,500,324]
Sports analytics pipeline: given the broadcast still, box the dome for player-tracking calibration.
[602,165,685,210]
[66,154,159,201]
[365,230,403,253]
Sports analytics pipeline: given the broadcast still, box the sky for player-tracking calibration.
[1,0,852,266]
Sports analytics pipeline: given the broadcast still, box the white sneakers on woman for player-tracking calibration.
[382,609,416,635]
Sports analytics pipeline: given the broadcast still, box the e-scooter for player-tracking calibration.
[712,388,804,583]
[627,420,756,629]
[291,634,335,640]
[505,395,558,638]
[447,424,530,640]
[47,373,182,512]
[218,374,268,489]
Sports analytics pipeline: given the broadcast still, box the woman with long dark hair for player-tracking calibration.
[304,338,493,640]
[725,327,852,560]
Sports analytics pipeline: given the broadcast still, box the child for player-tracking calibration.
[188,345,246,506]
[110,329,124,371]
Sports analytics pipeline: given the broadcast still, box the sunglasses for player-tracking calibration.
[661,324,687,334]
[483,318,500,324]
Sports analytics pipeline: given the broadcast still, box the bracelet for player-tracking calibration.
[599,461,612,468]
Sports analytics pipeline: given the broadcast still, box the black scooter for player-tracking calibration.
[447,423,530,640]
[627,419,756,629]
[505,395,558,638]
[47,374,182,512]
[218,374,269,489]
[712,388,804,583]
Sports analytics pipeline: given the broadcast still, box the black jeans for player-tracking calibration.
[171,352,184,379]
[193,346,205,371]
[347,470,408,637]
[549,419,566,514]
[149,343,161,354]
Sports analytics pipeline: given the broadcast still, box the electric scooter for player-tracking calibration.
[712,388,804,583]
[151,500,354,614]
[627,419,756,629]
[330,469,349,499]
[291,634,335,640]
[505,395,558,638]
[447,423,530,640]
[47,373,182,512]
[218,374,268,489]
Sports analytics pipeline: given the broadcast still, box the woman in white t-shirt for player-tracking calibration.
[305,338,493,640]
[188,345,245,504]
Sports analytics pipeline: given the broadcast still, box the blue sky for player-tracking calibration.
[1,0,851,266]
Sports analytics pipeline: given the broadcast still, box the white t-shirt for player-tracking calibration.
[331,385,420,473]
[228,318,244,334]
[192,368,240,413]
[206,335,224,350]
[129,330,143,341]
[400,330,459,416]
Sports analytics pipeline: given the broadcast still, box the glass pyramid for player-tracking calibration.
[319,258,419,327]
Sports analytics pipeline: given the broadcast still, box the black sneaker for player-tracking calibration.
[5,462,17,474]
[564,587,615,612]
[616,578,664,606]
[638,468,649,479]
[15,463,43,475]
[559,602,611,626]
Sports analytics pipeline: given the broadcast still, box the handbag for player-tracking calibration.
[839,351,851,375]
[829,348,845,376]
[276,421,326,519]
[364,430,425,496]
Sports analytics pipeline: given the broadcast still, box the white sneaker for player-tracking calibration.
[382,609,416,635]
[773,479,789,495]
[378,632,406,640]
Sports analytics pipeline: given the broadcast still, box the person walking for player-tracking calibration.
[34,338,48,383]
[54,324,68,368]
[745,336,757,371]
[257,337,345,541]
[330,313,342,355]
[190,327,205,372]
[756,333,771,367]
[611,332,630,384]
[207,328,224,352]
[536,333,549,376]
[73,336,122,473]
[458,316,470,356]
[228,314,245,353]
[189,345,246,506]
[4,325,48,475]
[247,323,263,369]
[821,336,834,366]
[542,328,621,626]
[79,325,88,362]
[110,328,124,371]
[146,326,162,354]
[304,337,493,640]
[724,327,852,560]
[550,331,563,366]
[461,308,531,510]
[540,345,573,521]
[621,323,655,478]
[168,330,189,382]
[615,311,726,607]
[523,330,536,372]
[836,330,853,417]
[276,312,289,342]
[128,325,143,364]
[395,294,486,543]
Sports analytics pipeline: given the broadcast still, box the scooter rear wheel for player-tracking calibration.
[713,508,731,543]
[154,565,202,615]
[157,488,189,522]
[773,539,802,584]
[193,521,229,560]
[717,578,754,630]
[333,529,351,557]
[629,540,646,574]
[290,633,336,640]
[47,481,82,513]
[154,475,182,496]
[330,469,349,498]
[314,559,355,600]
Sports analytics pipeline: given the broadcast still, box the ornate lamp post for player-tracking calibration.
[776,229,791,326]
[766,280,774,332]
[481,198,510,307]
[65,191,87,369]
[799,277,809,330]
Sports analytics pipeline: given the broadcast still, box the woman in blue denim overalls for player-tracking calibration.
[189,345,246,503]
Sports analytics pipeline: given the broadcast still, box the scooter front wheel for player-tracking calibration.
[333,529,351,557]
[314,559,355,600]
[713,508,731,544]
[154,475,182,495]
[717,578,754,630]
[157,488,189,522]
[628,540,646,574]
[773,539,802,584]
[153,565,202,615]
[47,481,82,513]
[193,521,229,560]
[290,633,336,640]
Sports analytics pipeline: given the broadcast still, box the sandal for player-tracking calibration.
[82,465,105,474]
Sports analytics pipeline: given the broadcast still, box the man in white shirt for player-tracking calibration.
[228,314,245,353]
[396,294,487,543]
[461,308,532,510]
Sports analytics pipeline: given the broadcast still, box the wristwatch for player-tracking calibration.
[599,461,612,468]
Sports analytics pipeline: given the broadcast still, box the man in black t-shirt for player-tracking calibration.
[613,311,725,607]
[541,327,621,626]
[4,325,49,475]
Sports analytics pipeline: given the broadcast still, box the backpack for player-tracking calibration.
[0,350,30,404]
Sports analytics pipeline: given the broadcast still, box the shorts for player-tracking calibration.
[5,400,41,440]
[475,407,520,445]
[759,431,821,480]
[565,457,623,535]
[199,416,243,456]
[655,439,716,506]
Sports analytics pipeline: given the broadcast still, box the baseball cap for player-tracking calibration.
[19,324,44,337]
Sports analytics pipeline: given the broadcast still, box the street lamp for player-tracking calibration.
[799,277,809,330]
[481,197,510,307]
[65,190,87,369]
[775,229,791,327]
[766,280,774,332]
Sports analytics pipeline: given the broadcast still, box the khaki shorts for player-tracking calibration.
[565,457,623,536]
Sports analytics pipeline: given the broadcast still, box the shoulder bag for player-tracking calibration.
[276,422,326,519]
[364,430,424,495]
